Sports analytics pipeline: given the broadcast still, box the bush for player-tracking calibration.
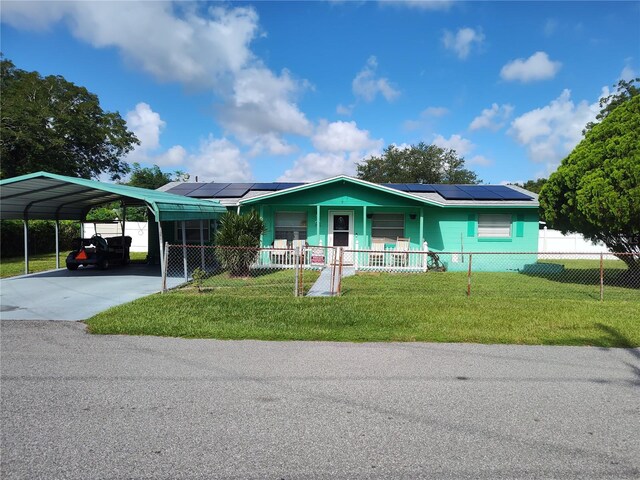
[1,220,80,258]
[215,211,265,277]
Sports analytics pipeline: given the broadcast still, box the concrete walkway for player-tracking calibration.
[307,266,355,297]
[0,264,182,321]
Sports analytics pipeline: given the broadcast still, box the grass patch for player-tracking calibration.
[0,251,148,278]
[87,269,640,347]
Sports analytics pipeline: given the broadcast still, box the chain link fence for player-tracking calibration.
[162,245,639,301]
[162,244,338,297]
[338,250,640,302]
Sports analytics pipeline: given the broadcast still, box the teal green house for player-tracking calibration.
[161,176,539,272]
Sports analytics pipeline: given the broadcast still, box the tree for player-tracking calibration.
[215,211,266,276]
[0,57,138,180]
[514,178,547,194]
[539,93,640,272]
[583,78,640,134]
[127,163,189,190]
[356,142,480,184]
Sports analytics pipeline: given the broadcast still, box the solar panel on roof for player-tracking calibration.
[166,183,206,195]
[485,186,533,200]
[252,183,279,191]
[186,183,230,197]
[457,186,502,200]
[212,183,254,198]
[432,185,473,200]
[275,182,304,190]
[406,184,437,193]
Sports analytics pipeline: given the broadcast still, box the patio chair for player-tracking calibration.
[370,239,386,267]
[270,239,289,265]
[391,237,410,267]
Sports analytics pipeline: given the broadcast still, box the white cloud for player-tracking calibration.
[247,133,297,157]
[216,67,312,149]
[500,51,562,83]
[2,3,259,88]
[403,106,449,131]
[423,106,449,117]
[467,155,493,167]
[2,2,312,153]
[126,103,165,152]
[123,103,251,179]
[187,136,252,183]
[442,27,484,60]
[432,134,475,156]
[620,64,636,82]
[278,152,355,182]
[352,56,400,102]
[281,121,383,181]
[336,103,354,116]
[509,88,605,169]
[155,146,188,167]
[469,103,514,131]
[312,121,383,153]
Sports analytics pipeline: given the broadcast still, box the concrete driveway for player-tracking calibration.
[1,321,639,479]
[0,264,179,321]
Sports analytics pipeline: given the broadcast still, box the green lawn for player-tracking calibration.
[0,251,148,278]
[87,267,640,347]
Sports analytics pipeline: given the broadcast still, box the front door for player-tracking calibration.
[328,210,354,249]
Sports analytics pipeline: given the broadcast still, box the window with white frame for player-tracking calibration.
[371,213,404,243]
[275,212,307,242]
[175,220,210,243]
[477,214,512,238]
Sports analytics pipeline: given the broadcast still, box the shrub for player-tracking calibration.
[215,211,265,277]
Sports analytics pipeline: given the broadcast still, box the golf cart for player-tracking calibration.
[66,234,132,271]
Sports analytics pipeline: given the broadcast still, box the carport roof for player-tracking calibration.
[0,171,227,222]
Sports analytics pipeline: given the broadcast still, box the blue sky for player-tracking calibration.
[2,1,639,184]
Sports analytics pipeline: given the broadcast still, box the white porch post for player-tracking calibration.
[23,219,29,275]
[362,206,367,247]
[315,205,320,244]
[422,240,429,272]
[419,207,424,244]
[55,219,60,269]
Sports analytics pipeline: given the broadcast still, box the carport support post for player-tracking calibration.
[182,221,188,282]
[55,220,60,269]
[23,219,29,275]
[157,219,165,275]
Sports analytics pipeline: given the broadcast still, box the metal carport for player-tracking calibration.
[0,171,226,274]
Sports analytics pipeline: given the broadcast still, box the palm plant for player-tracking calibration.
[215,211,265,276]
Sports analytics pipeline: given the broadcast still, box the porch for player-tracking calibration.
[251,242,437,272]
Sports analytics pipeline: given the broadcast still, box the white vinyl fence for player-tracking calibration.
[82,222,148,252]
[538,227,610,257]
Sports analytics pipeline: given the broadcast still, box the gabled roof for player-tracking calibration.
[238,175,448,206]
[236,175,538,208]
[0,171,227,221]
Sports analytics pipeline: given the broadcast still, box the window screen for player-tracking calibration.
[371,213,404,243]
[175,220,210,243]
[477,214,512,238]
[275,212,307,242]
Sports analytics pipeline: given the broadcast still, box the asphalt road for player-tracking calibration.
[1,321,639,479]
